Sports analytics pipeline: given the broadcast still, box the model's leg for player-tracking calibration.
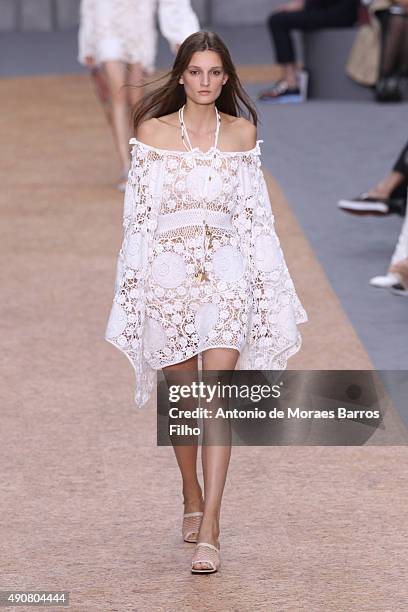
[193,347,239,570]
[103,60,132,183]
[162,355,204,530]
[89,65,112,125]
[127,62,145,111]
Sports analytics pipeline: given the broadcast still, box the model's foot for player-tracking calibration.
[192,516,220,571]
[338,192,405,216]
[182,489,204,542]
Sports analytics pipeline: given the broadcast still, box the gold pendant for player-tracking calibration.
[195,270,208,283]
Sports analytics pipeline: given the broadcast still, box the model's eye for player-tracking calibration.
[213,70,221,76]
[189,70,199,76]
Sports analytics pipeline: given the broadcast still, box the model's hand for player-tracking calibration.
[275,0,305,12]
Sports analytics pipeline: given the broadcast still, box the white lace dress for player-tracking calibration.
[78,0,200,71]
[105,132,308,408]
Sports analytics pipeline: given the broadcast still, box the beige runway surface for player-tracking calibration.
[1,74,407,611]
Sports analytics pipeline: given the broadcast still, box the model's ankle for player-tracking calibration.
[182,486,203,506]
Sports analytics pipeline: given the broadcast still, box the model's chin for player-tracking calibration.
[189,92,220,105]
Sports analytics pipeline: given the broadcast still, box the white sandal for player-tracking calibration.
[191,542,221,574]
[182,511,203,543]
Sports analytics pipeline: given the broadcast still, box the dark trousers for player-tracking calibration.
[392,140,408,204]
[267,0,358,64]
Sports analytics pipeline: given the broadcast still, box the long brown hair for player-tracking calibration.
[132,30,258,132]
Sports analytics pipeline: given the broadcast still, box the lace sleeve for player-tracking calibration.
[234,154,308,370]
[119,141,152,283]
[105,142,158,408]
[157,0,200,51]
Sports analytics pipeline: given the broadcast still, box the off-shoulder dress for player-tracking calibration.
[105,108,308,407]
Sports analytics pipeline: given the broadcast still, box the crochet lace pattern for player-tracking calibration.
[105,139,308,407]
[78,0,200,71]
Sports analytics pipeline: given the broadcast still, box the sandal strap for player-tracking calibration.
[195,542,220,553]
[182,513,203,540]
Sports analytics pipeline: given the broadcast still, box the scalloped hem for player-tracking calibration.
[149,344,243,369]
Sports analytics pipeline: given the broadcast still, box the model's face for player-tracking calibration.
[179,50,228,104]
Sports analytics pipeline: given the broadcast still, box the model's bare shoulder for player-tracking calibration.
[135,117,161,146]
[156,112,179,128]
[233,117,257,150]
[136,113,181,150]
[220,113,257,151]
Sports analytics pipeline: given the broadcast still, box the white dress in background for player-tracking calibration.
[105,115,308,408]
[78,0,200,72]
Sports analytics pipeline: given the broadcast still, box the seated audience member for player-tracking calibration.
[338,139,408,217]
[338,139,408,290]
[259,0,359,103]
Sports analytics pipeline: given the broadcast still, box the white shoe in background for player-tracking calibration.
[369,272,401,288]
[298,70,309,101]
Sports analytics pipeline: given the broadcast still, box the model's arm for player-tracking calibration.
[157,0,200,52]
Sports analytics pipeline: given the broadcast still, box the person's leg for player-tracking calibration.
[399,15,408,76]
[367,139,408,206]
[103,60,132,184]
[376,11,406,79]
[262,4,357,99]
[162,354,204,534]
[338,139,408,218]
[267,12,298,88]
[126,62,145,112]
[367,172,406,199]
[192,347,239,570]
[89,66,112,125]
[389,208,408,288]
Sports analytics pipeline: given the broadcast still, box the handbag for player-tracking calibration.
[345,17,381,86]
